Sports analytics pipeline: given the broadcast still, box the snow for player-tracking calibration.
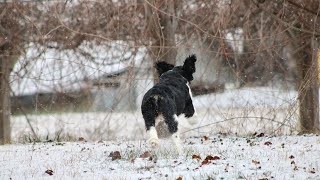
[4,86,313,179]
[10,87,299,143]
[0,135,319,179]
[193,87,296,109]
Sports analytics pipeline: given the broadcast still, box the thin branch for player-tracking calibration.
[253,1,320,36]
[182,116,296,134]
[9,86,39,142]
[286,0,318,16]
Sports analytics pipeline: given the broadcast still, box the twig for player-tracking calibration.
[9,87,39,142]
[182,116,295,134]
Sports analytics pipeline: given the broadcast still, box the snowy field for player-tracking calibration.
[2,87,318,179]
[10,87,298,142]
[0,134,319,179]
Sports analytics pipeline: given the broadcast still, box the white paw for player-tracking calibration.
[171,133,183,155]
[187,114,198,125]
[148,137,159,148]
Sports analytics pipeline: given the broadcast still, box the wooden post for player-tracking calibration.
[0,58,11,144]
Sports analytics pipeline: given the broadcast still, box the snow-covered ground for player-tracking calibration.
[1,134,319,179]
[11,87,298,142]
[4,87,316,179]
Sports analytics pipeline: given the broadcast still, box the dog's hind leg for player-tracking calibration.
[164,113,182,155]
[142,98,160,148]
[144,114,160,148]
[147,126,159,148]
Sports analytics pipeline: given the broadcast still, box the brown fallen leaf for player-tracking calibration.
[252,160,260,165]
[109,151,121,161]
[45,169,54,176]
[140,151,152,159]
[201,155,220,165]
[192,155,201,161]
[201,159,210,165]
[205,155,220,161]
[203,136,209,141]
[78,137,86,141]
[264,141,272,145]
[176,177,182,180]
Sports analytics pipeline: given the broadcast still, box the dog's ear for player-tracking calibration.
[182,54,197,74]
[155,61,174,77]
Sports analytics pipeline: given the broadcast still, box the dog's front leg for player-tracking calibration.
[186,110,198,125]
[184,100,198,125]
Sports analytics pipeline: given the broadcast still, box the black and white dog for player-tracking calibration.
[141,55,197,154]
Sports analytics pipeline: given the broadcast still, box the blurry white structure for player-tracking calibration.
[225,28,244,54]
[10,41,149,112]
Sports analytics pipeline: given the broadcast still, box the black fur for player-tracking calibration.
[155,61,174,77]
[141,55,197,134]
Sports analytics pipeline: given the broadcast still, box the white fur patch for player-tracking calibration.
[155,114,165,126]
[186,82,193,98]
[187,82,198,117]
[155,115,170,138]
[173,114,179,121]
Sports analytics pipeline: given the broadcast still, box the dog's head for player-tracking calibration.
[156,54,197,82]
[155,61,175,77]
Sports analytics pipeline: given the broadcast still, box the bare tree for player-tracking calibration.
[253,0,320,133]
[0,3,26,144]
[176,0,320,133]
[2,0,320,143]
[0,0,146,143]
[144,0,180,80]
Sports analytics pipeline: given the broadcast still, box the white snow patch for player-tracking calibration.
[0,135,319,179]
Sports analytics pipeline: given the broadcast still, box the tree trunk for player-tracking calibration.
[297,39,319,134]
[144,0,179,81]
[0,58,11,144]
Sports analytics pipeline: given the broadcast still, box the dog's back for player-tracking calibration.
[141,71,189,133]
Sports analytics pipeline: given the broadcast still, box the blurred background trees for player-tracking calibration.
[0,0,319,144]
